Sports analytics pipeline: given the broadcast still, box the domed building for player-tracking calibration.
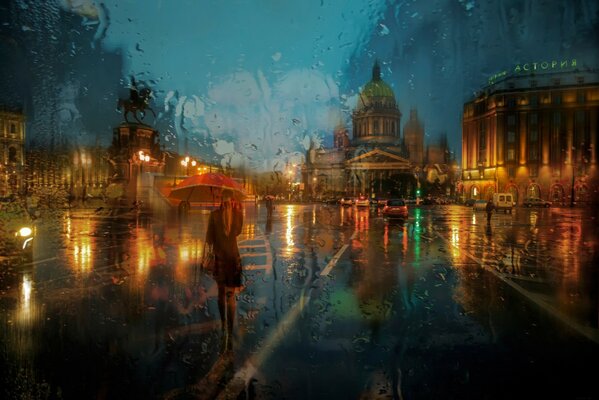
[352,61,402,146]
[303,61,420,200]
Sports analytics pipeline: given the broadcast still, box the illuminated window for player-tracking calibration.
[529,164,538,177]
[507,149,515,161]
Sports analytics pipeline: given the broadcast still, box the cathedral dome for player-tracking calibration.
[356,61,397,111]
[352,61,401,146]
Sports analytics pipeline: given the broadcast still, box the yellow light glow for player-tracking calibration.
[19,227,32,237]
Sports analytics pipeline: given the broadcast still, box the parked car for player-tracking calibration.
[472,199,488,211]
[382,199,408,219]
[492,193,515,213]
[354,195,370,207]
[0,201,35,265]
[523,197,551,208]
[464,198,476,207]
[339,197,354,206]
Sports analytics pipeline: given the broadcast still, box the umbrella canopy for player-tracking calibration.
[169,173,245,202]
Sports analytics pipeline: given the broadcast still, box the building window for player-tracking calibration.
[10,123,17,133]
[508,166,515,178]
[529,114,537,125]
[529,146,538,161]
[576,76,584,84]
[530,95,538,106]
[507,131,515,143]
[507,98,516,108]
[552,78,561,86]
[529,164,538,177]
[529,129,538,142]
[507,115,515,126]
[553,94,562,105]
[553,112,561,125]
[8,147,17,163]
[530,80,537,88]
[577,91,585,103]
[373,120,379,133]
[507,148,515,161]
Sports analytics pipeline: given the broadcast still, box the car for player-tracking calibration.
[493,193,515,213]
[382,199,408,219]
[354,196,370,207]
[473,199,488,211]
[523,197,551,208]
[339,197,354,206]
[463,198,476,207]
[0,200,35,265]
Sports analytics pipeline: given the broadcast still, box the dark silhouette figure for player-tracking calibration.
[265,195,274,218]
[205,190,244,352]
[485,199,494,224]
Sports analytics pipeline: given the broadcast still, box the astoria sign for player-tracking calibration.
[488,58,578,84]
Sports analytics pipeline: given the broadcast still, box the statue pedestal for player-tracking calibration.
[108,123,165,208]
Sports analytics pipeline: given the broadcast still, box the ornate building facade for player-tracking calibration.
[0,108,25,196]
[303,62,418,200]
[461,67,598,205]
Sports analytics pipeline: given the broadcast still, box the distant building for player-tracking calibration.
[403,109,425,166]
[0,108,25,196]
[461,66,598,205]
[304,61,417,200]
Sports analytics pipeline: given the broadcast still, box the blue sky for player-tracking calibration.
[3,0,598,171]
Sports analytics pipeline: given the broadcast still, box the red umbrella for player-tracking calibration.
[169,173,245,202]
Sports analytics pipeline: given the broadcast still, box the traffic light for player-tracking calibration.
[416,188,421,197]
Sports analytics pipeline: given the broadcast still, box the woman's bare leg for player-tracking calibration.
[225,288,236,349]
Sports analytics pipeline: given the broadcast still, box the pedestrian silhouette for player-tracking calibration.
[265,195,274,218]
[485,199,494,224]
[205,190,244,352]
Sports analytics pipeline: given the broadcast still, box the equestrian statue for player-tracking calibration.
[117,77,156,124]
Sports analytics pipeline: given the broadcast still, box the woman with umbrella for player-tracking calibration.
[205,189,244,352]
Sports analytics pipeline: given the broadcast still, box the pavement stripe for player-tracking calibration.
[435,231,599,344]
[216,228,357,399]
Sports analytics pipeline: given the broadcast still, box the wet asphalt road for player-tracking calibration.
[0,203,597,399]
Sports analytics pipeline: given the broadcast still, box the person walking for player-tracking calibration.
[265,195,274,218]
[485,198,494,224]
[205,189,244,352]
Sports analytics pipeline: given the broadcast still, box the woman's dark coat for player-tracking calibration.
[205,208,244,287]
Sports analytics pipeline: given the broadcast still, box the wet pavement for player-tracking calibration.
[0,203,597,399]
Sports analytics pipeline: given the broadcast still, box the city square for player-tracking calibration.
[1,1,598,399]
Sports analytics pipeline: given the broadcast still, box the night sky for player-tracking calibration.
[1,0,598,171]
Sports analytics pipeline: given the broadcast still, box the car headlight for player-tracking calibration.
[18,227,33,237]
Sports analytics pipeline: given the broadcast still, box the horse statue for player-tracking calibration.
[117,78,156,124]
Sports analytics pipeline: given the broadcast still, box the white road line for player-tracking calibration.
[435,231,599,344]
[320,245,349,277]
[217,228,357,398]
